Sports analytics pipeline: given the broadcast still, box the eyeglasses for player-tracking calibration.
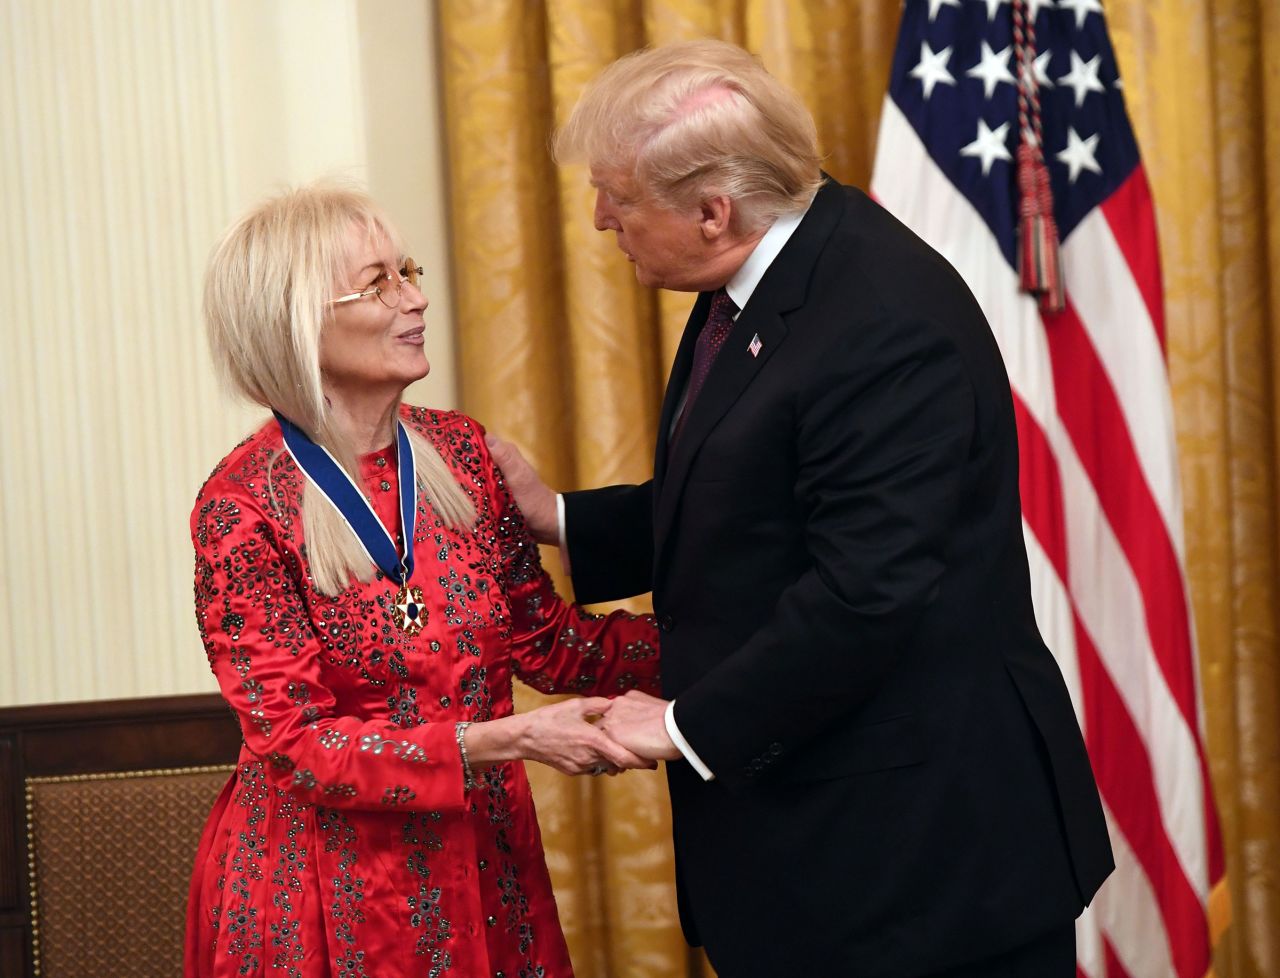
[330,258,424,308]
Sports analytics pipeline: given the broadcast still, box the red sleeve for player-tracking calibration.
[192,482,467,813]
[478,439,662,698]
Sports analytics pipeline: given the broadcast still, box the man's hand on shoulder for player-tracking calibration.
[487,433,559,545]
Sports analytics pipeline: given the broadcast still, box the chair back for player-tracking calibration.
[0,695,240,978]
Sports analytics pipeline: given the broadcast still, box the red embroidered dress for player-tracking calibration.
[185,407,660,978]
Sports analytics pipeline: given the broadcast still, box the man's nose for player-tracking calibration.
[593,190,618,232]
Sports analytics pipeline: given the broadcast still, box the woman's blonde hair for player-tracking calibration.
[554,39,823,232]
[204,181,475,595]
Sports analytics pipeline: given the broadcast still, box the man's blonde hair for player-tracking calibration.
[554,39,823,231]
[204,182,474,595]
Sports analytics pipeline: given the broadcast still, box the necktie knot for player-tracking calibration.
[707,288,738,324]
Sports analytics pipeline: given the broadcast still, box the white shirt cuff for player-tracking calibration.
[665,700,715,781]
[554,493,572,576]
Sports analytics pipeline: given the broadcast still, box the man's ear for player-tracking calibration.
[698,195,733,240]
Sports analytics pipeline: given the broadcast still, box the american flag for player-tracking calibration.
[869,2,1227,976]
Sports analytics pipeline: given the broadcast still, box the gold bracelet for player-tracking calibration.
[455,721,475,791]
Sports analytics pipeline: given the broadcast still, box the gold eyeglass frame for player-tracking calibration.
[330,258,424,308]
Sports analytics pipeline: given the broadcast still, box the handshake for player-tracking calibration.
[517,689,682,778]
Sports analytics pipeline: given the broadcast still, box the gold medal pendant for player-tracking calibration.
[392,584,427,635]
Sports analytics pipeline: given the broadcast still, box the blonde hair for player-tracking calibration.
[554,39,823,232]
[204,181,475,595]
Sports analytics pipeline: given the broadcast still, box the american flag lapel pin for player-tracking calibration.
[748,333,763,358]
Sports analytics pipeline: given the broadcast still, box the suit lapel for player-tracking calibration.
[654,305,787,547]
[652,178,848,581]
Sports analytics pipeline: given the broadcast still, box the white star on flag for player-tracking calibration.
[1059,0,1105,28]
[960,118,1012,175]
[927,0,962,20]
[966,41,1015,100]
[910,42,956,99]
[1057,50,1106,108]
[1055,126,1102,183]
[978,0,1010,20]
[1025,0,1057,20]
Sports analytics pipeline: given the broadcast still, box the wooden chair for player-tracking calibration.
[0,694,240,978]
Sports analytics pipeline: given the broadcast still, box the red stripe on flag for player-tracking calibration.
[1013,396,1211,978]
[1041,296,1223,887]
[1078,632,1210,978]
[1099,169,1167,352]
[1103,936,1136,978]
[1101,171,1228,887]
[1014,396,1068,573]
[1040,301,1203,747]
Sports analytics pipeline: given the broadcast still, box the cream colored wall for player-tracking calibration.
[0,0,457,706]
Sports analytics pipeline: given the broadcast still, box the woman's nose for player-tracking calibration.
[401,278,428,312]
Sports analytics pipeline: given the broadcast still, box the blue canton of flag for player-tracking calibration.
[888,0,1138,266]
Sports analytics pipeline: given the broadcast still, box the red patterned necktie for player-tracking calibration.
[673,288,739,442]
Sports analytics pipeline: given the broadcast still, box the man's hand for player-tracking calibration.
[487,434,559,545]
[598,690,682,761]
[467,697,656,776]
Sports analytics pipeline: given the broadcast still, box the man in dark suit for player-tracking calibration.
[491,39,1113,978]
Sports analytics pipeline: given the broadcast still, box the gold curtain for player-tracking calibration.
[1109,4,1280,978]
[436,2,1280,976]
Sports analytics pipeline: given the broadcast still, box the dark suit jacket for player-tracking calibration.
[564,178,1113,977]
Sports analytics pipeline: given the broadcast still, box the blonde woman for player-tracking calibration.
[185,184,659,978]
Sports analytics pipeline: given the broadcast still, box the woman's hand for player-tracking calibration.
[464,698,657,776]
